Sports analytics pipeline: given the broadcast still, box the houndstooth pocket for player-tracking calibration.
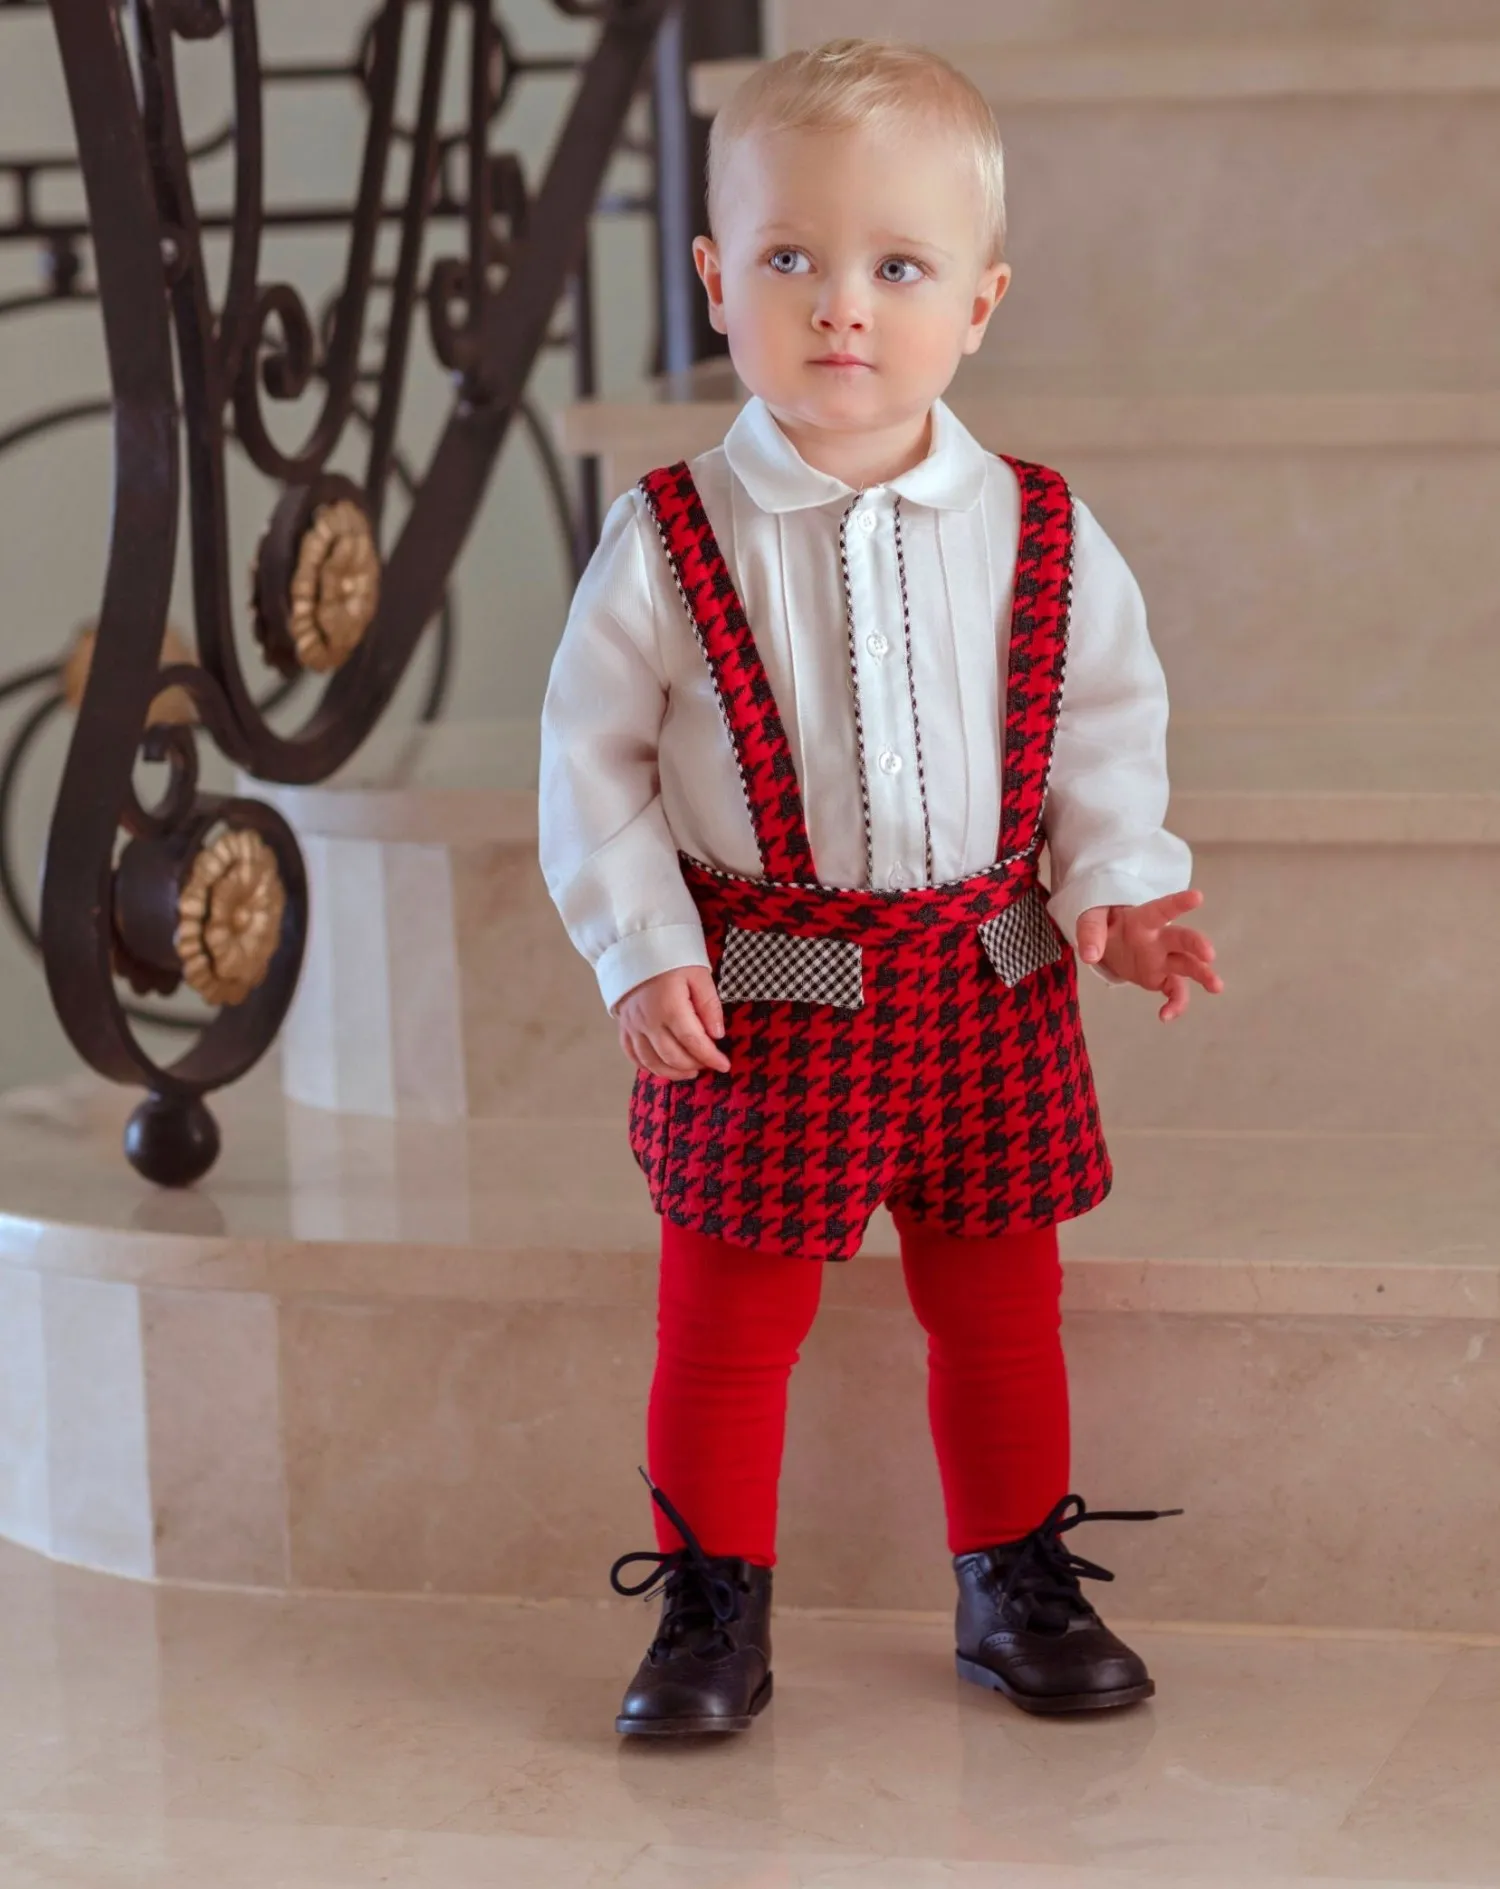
[715,925,865,1009]
[978,886,1067,988]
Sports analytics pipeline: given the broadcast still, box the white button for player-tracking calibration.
[887,862,908,888]
[859,510,877,533]
[866,633,890,658]
[877,749,902,776]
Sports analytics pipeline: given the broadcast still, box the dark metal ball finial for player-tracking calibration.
[124,1092,222,1188]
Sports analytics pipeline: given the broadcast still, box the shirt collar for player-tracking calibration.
[722,394,989,515]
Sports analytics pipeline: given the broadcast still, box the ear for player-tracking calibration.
[963,261,1011,355]
[693,236,728,336]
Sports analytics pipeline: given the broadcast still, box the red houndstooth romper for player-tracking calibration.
[627,455,1112,1264]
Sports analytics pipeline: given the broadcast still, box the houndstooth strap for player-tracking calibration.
[997,459,1075,864]
[639,463,818,884]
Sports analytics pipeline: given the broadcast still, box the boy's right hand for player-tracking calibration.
[616,966,731,1080]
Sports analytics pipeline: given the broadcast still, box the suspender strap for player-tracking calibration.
[997,457,1075,863]
[639,462,818,884]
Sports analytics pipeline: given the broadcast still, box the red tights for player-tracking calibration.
[647,1211,1071,1565]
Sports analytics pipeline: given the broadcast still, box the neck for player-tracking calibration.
[767,405,935,490]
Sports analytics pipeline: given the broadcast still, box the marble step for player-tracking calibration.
[688,40,1500,390]
[560,364,1500,721]
[1,1069,1497,1634]
[249,718,1500,1139]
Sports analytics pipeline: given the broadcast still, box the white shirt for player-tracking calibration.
[539,395,1192,1013]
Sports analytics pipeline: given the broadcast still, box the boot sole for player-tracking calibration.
[956,1653,1154,1715]
[615,1672,773,1737]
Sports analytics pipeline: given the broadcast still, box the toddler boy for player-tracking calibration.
[540,38,1221,1735]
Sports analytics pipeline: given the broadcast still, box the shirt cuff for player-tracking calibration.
[597,924,712,1016]
[1046,870,1176,988]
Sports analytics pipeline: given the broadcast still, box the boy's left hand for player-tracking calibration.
[1075,890,1223,1023]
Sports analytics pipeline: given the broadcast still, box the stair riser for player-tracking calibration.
[1067,446,1500,719]
[281,833,635,1126]
[584,434,1500,721]
[4,1259,1494,1631]
[284,835,1497,1139]
[773,0,1500,46]
[1081,842,1500,1136]
[996,96,1500,384]
[674,82,1500,389]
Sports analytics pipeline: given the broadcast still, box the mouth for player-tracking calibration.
[809,353,872,369]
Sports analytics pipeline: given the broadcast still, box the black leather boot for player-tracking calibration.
[609,1475,774,1737]
[954,1492,1183,1716]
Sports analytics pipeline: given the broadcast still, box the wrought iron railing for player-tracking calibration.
[0,0,689,1183]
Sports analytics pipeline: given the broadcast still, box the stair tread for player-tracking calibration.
[693,38,1500,113]
[1,1071,1494,1319]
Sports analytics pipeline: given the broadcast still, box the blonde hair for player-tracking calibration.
[708,38,1007,262]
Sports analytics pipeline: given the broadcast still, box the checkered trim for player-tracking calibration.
[978,886,1066,988]
[837,498,876,887]
[892,497,935,886]
[716,924,865,1010]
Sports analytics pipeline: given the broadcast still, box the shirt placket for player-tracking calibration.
[839,490,934,892]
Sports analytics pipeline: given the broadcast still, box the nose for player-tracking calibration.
[812,271,870,334]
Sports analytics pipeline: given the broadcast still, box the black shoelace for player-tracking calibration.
[609,1470,745,1661]
[989,1492,1185,1636]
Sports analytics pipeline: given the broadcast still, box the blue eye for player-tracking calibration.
[768,248,810,275]
[878,257,923,285]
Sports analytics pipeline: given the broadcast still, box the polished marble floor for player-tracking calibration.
[3,1536,1499,1888]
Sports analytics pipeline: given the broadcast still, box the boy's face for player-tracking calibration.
[694,120,1009,447]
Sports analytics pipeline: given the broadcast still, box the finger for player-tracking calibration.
[1161,925,1216,964]
[665,998,731,1072]
[687,967,727,1042]
[1144,889,1205,930]
[1165,952,1224,995]
[1158,974,1192,1023]
[626,1029,673,1078]
[668,997,732,1072]
[1075,907,1110,964]
[654,1021,714,1078]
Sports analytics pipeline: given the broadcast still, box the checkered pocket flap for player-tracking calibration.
[716,925,865,1010]
[978,886,1067,988]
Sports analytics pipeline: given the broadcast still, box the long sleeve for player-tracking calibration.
[1042,498,1194,979]
[538,491,711,1013]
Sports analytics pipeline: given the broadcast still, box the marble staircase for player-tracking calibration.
[1,721,1498,1635]
[2,12,1497,1638]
